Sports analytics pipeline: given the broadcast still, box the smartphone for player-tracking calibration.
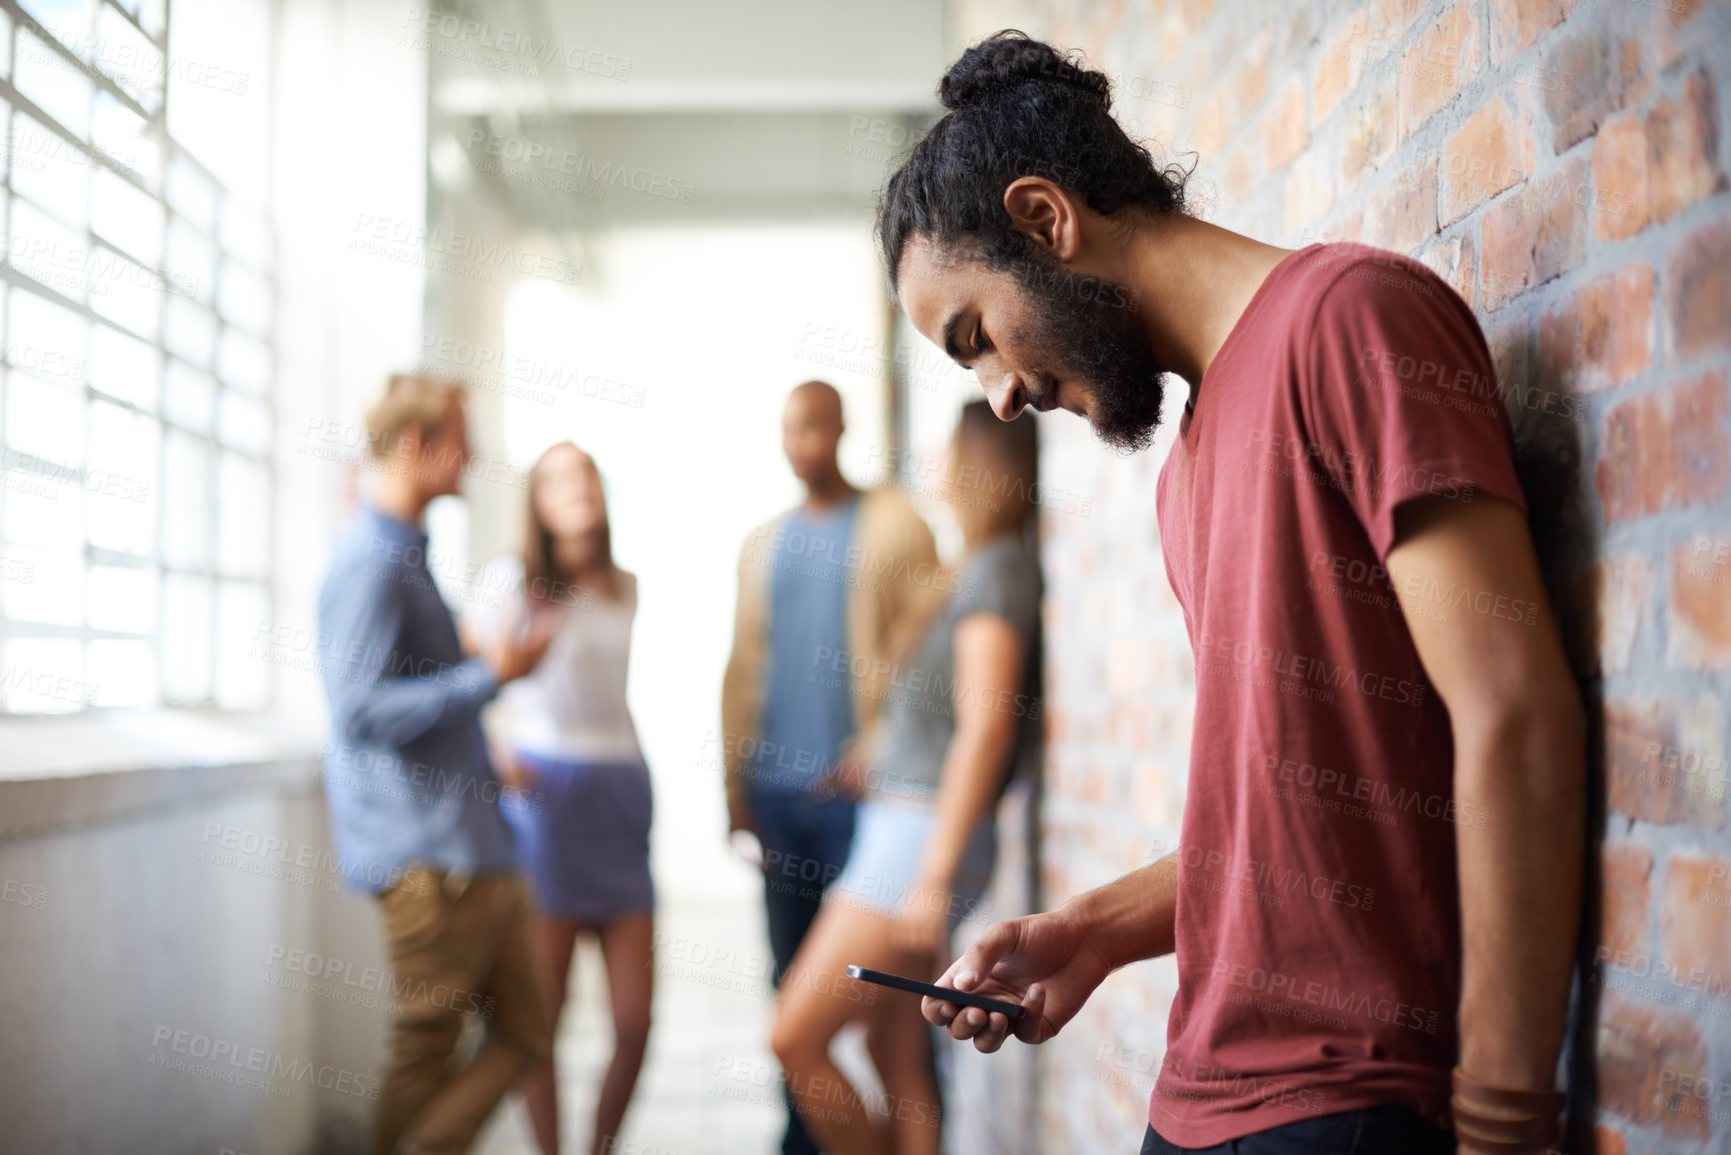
[845,965,1026,1021]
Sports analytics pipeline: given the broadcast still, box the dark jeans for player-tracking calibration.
[752,787,856,1155]
[1140,1103,1454,1155]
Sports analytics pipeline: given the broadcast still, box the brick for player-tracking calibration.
[1593,114,1651,241]
[1231,25,1274,124]
[1605,696,1727,829]
[1490,0,1578,63]
[1220,139,1258,209]
[1340,73,1397,193]
[1313,11,1364,125]
[1542,29,1638,151]
[1600,841,1653,958]
[1440,97,1537,225]
[1481,155,1589,310]
[1667,222,1731,360]
[1398,1,1480,138]
[1595,556,1651,676]
[1635,0,1700,73]
[1276,3,1321,65]
[1354,0,1426,68]
[1261,75,1309,174]
[1535,294,1582,401]
[1669,537,1731,668]
[1193,86,1234,156]
[1595,369,1729,523]
[1578,263,1654,392]
[1130,757,1184,829]
[1108,701,1155,753]
[1284,142,1335,238]
[1329,211,1364,247]
[1362,154,1436,254]
[1618,36,1652,110]
[1417,230,1474,310]
[1106,637,1145,696]
[1648,68,1727,225]
[1660,856,1731,999]
[1594,992,1710,1138]
[1482,316,1529,406]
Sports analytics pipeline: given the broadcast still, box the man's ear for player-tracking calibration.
[394,425,424,460]
[1002,177,1081,261]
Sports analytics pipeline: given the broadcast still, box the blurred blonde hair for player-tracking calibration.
[365,373,465,457]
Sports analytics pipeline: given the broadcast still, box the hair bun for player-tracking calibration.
[939,30,1112,112]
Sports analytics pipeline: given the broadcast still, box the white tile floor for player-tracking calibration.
[474,888,787,1155]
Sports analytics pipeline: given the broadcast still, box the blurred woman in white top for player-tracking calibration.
[465,441,653,1155]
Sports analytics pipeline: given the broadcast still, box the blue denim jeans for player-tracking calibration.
[751,787,856,1155]
[1140,1103,1454,1155]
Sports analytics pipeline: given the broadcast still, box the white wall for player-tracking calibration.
[271,0,431,729]
[0,761,383,1154]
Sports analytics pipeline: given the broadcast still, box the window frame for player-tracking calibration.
[0,0,276,713]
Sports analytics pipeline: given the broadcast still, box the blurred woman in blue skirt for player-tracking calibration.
[466,441,653,1155]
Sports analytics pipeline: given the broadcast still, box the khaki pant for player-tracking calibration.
[373,869,551,1155]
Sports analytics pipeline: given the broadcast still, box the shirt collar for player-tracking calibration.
[363,505,429,550]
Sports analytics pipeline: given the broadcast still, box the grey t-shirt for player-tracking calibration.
[867,535,1042,804]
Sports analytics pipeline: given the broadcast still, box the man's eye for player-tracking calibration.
[972,328,990,355]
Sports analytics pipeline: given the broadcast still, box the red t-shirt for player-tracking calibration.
[1149,243,1529,1146]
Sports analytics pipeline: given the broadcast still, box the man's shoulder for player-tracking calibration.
[322,515,380,586]
[1282,242,1461,322]
[320,513,416,612]
[736,508,795,567]
[858,484,924,531]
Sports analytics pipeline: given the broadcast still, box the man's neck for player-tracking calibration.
[370,477,432,528]
[1122,215,1295,391]
[802,471,857,513]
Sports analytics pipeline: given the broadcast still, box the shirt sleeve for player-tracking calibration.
[956,544,1041,644]
[318,563,498,748]
[1300,257,1529,560]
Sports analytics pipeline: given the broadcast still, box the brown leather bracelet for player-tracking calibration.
[1454,1117,1561,1151]
[1452,1068,1566,1114]
[1451,1067,1564,1155]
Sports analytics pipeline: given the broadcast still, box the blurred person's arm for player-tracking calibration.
[321,571,551,749]
[879,490,945,665]
[461,558,525,786]
[720,530,766,834]
[1385,496,1585,1096]
[894,612,1024,953]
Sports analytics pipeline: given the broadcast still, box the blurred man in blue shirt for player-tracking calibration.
[318,374,556,1155]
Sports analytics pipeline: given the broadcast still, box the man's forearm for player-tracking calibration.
[1067,852,1180,971]
[1454,701,1586,1091]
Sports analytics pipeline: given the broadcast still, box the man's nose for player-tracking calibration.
[982,370,1025,421]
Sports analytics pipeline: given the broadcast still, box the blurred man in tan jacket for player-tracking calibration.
[719,380,941,1155]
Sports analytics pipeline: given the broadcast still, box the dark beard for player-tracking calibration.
[1005,253,1166,453]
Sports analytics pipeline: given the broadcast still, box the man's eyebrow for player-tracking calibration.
[941,309,967,365]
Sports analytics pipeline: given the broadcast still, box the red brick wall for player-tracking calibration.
[942,1,1731,1151]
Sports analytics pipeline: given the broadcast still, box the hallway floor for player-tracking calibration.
[475,886,786,1155]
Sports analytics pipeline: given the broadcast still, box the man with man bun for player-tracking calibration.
[882,32,1585,1155]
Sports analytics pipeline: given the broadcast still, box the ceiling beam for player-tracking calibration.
[433,76,939,117]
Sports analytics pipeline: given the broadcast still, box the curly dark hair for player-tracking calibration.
[877,30,1191,294]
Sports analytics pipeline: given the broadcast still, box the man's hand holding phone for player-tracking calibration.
[921,904,1112,1053]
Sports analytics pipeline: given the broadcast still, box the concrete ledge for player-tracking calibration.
[0,710,325,842]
